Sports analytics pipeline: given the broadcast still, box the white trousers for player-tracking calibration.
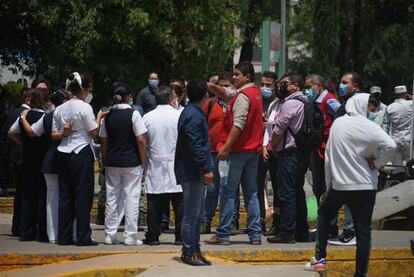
[105,166,142,241]
[44,173,76,243]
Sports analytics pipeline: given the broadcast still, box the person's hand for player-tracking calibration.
[204,171,214,185]
[97,110,110,121]
[366,158,376,170]
[63,122,74,137]
[216,146,230,160]
[263,147,269,160]
[20,109,29,119]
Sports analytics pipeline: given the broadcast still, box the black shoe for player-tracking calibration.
[36,236,50,243]
[76,240,98,246]
[57,240,75,245]
[200,222,211,234]
[138,226,145,232]
[295,233,315,242]
[264,225,279,237]
[19,236,36,241]
[143,238,160,246]
[0,188,8,197]
[267,233,295,244]
[194,253,212,265]
[180,253,205,266]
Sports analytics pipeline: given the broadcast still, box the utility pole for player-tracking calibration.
[410,71,414,159]
[280,0,286,76]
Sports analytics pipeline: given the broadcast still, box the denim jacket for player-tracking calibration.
[174,102,212,183]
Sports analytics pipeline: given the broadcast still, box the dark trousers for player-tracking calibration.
[311,153,338,236]
[268,151,279,209]
[316,189,376,277]
[276,149,309,235]
[160,197,171,226]
[57,147,94,244]
[256,155,268,220]
[11,163,23,235]
[146,192,183,241]
[19,160,47,240]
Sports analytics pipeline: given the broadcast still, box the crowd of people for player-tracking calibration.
[0,61,412,276]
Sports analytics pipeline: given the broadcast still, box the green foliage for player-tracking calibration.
[288,0,414,103]
[0,0,240,106]
[2,82,24,104]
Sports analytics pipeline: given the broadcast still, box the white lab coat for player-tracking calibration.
[383,98,413,164]
[143,105,182,194]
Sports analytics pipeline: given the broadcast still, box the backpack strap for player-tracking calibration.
[206,96,217,119]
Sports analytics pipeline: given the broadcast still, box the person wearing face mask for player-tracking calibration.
[304,74,340,240]
[266,73,311,244]
[382,85,413,174]
[368,86,387,127]
[305,93,396,276]
[134,72,159,114]
[257,71,277,234]
[52,72,105,246]
[100,83,147,246]
[328,72,363,247]
[142,86,182,246]
[200,72,234,235]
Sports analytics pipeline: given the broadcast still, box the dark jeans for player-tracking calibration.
[57,147,95,244]
[256,155,268,220]
[268,151,279,211]
[315,189,376,277]
[311,153,338,236]
[181,180,205,255]
[11,163,23,235]
[19,159,47,240]
[276,149,309,235]
[146,192,183,241]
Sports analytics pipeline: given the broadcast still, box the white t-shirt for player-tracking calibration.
[52,98,98,155]
[98,104,147,138]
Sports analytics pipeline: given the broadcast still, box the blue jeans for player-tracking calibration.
[204,153,239,226]
[181,180,205,254]
[344,205,354,230]
[215,152,261,241]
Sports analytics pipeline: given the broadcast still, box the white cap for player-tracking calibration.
[369,86,382,94]
[395,85,407,94]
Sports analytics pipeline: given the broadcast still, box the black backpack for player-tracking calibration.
[285,97,324,152]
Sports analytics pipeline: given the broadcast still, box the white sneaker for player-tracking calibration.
[105,236,117,245]
[304,257,327,271]
[124,239,143,246]
[328,237,356,246]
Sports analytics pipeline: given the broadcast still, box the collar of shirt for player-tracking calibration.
[31,108,45,113]
[113,103,132,110]
[315,90,328,104]
[21,104,31,109]
[156,104,175,110]
[237,83,255,92]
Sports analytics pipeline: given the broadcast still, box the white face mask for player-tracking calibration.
[84,93,93,104]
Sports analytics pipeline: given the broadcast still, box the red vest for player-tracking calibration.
[218,85,263,152]
[317,91,337,158]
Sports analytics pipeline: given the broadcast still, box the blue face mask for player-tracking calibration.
[367,112,377,121]
[260,86,273,98]
[305,88,317,102]
[148,79,159,89]
[338,83,347,96]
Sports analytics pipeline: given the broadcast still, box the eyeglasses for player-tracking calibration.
[280,81,293,86]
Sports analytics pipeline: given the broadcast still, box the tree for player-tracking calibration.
[0,0,240,106]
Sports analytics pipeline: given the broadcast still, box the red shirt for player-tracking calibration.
[203,98,225,152]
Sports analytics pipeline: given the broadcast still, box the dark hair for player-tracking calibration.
[170,78,185,88]
[32,78,51,91]
[111,82,131,104]
[155,86,174,105]
[29,89,46,109]
[148,72,158,79]
[262,71,278,81]
[66,73,93,95]
[343,72,362,89]
[306,74,325,87]
[51,89,70,107]
[286,73,304,90]
[187,79,207,103]
[218,72,233,82]
[235,62,255,82]
[368,94,380,109]
[20,87,31,101]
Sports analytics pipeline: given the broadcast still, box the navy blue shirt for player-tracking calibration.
[174,102,212,183]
